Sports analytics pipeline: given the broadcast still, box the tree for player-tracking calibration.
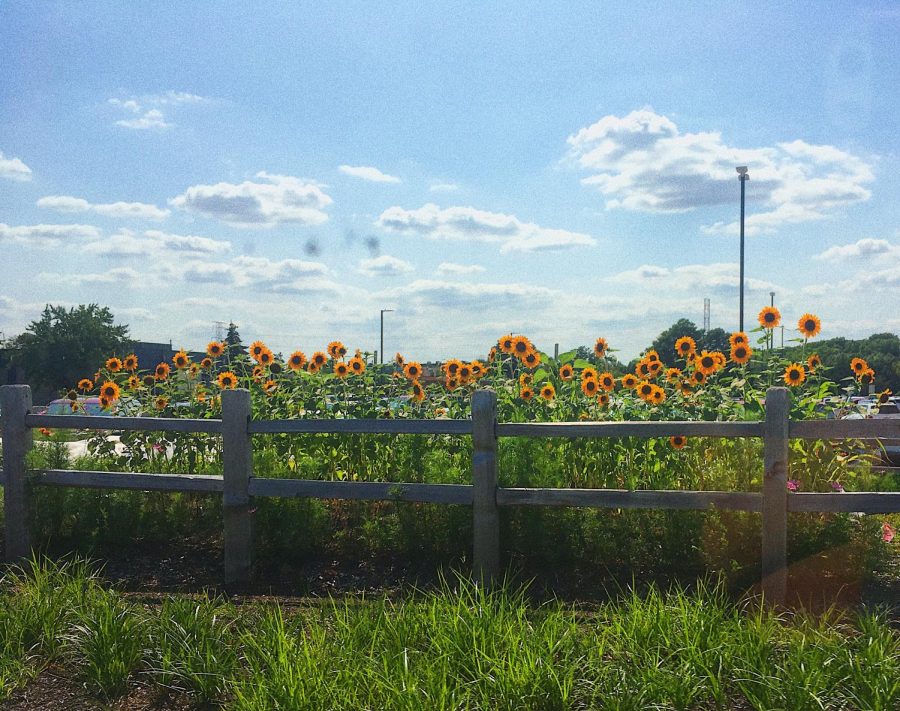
[224,321,247,360]
[649,319,704,365]
[12,304,130,394]
[700,327,730,355]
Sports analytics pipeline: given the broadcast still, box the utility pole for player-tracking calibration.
[737,166,749,332]
[379,309,394,364]
[703,298,711,333]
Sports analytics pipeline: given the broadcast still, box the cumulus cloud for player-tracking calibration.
[38,267,142,286]
[170,172,332,227]
[358,255,414,277]
[0,151,32,181]
[338,165,401,183]
[82,229,231,259]
[607,261,778,294]
[568,109,874,235]
[814,237,900,261]
[180,255,336,294]
[37,195,170,220]
[376,203,596,253]
[0,223,101,247]
[436,262,486,275]
[429,182,459,192]
[108,91,209,130]
[380,278,557,309]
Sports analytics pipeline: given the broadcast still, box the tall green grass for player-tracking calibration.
[1,557,898,708]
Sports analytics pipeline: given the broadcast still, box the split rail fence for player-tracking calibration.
[3,384,900,603]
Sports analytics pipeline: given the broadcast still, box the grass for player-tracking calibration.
[0,557,898,709]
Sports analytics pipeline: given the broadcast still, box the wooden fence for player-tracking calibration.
[2,384,900,603]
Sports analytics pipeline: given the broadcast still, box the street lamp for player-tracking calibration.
[379,309,394,364]
[737,166,750,332]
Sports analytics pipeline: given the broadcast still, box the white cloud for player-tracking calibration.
[338,165,401,183]
[436,262,486,275]
[381,278,557,309]
[38,267,142,286]
[37,195,170,220]
[0,223,101,247]
[429,181,459,192]
[180,255,336,294]
[358,255,414,277]
[82,229,231,259]
[568,108,874,235]
[0,151,32,181]
[170,172,332,227]
[608,261,778,294]
[376,203,596,253]
[814,237,900,261]
[108,91,210,130]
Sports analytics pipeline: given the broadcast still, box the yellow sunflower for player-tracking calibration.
[411,381,425,403]
[559,363,574,381]
[172,350,190,370]
[217,371,237,389]
[288,351,307,371]
[598,372,615,391]
[200,357,213,370]
[395,352,405,367]
[691,370,707,386]
[581,367,598,382]
[327,341,347,360]
[695,351,719,376]
[581,378,599,396]
[621,374,638,389]
[512,335,533,358]
[78,378,94,392]
[850,357,868,375]
[249,341,267,362]
[669,435,686,450]
[207,341,225,358]
[263,379,278,395]
[729,332,748,347]
[636,380,654,402]
[499,334,516,354]
[99,381,121,403]
[443,359,462,377]
[807,353,821,371]
[539,383,556,401]
[593,337,608,358]
[597,393,610,407]
[127,375,140,389]
[105,357,122,372]
[155,362,171,381]
[675,336,697,358]
[349,356,366,375]
[783,363,806,387]
[154,396,169,411]
[522,351,540,369]
[797,313,821,339]
[311,351,328,368]
[665,367,682,384]
[403,361,422,380]
[644,350,660,363]
[730,344,752,365]
[488,347,498,362]
[470,361,485,379]
[519,386,534,401]
[258,350,274,366]
[758,306,781,329]
[636,360,652,378]
[458,364,473,383]
[650,386,666,405]
[142,375,156,388]
[334,361,350,378]
[445,376,460,391]
[123,354,138,371]
[519,372,533,387]
[99,396,110,410]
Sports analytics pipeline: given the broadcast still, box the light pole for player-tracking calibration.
[379,309,393,364]
[737,166,749,332]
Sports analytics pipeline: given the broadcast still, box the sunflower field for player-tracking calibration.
[25,306,898,589]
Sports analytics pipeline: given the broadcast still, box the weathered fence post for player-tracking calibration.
[1,385,33,562]
[222,388,253,583]
[762,386,790,605]
[472,389,500,584]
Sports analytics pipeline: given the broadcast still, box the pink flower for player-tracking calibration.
[883,523,895,544]
[786,479,800,492]
[830,481,844,492]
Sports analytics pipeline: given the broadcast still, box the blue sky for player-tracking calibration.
[2,1,898,361]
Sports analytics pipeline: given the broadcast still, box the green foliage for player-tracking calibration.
[649,318,705,365]
[780,332,900,393]
[11,304,130,394]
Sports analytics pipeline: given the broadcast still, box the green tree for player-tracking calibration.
[12,304,130,393]
[224,322,247,361]
[700,327,730,355]
[649,319,704,365]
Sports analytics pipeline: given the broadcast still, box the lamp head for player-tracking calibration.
[736,166,749,179]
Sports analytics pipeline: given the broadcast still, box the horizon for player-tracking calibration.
[2,2,899,362]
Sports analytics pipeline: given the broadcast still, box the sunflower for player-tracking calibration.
[636,361,652,378]
[250,341,268,361]
[327,341,347,360]
[499,334,516,354]
[446,376,460,391]
[288,351,307,371]
[434,407,448,417]
[196,390,207,403]
[581,378,599,396]
[695,351,719,376]
[258,350,274,366]
[522,351,540,369]
[539,383,556,401]
[730,344,752,365]
[142,375,156,388]
[675,336,697,358]
[644,350,660,363]
[691,370,707,386]
[581,367,598,382]
[154,396,169,411]
[859,367,875,385]
[411,381,425,403]
[105,357,122,372]
[877,389,893,405]
[458,364,473,383]
[559,363,575,381]
[729,332,748,348]
[512,335,533,357]
[155,362,171,381]
[807,353,821,371]
[189,363,200,378]
[207,341,225,358]
[598,372,615,391]
[621,374,638,389]
[395,352,405,367]
[252,365,265,381]
[712,351,726,368]
[850,357,868,375]
[217,371,238,389]
[99,396,110,410]
[97,380,120,403]
[783,363,806,387]
[519,372,533,387]
[127,375,140,389]
[597,393,610,407]
[758,306,781,329]
[263,379,278,395]
[67,389,78,401]
[488,347,498,362]
[123,354,138,371]
[650,386,666,405]
[797,313,821,339]
[403,361,422,380]
[648,361,664,378]
[665,367,682,384]
[334,361,350,378]
[470,361,485,379]
[443,359,462,376]
[172,351,190,370]
[311,352,328,368]
[669,435,686,450]
[349,356,366,375]
[637,380,654,401]
[593,337,608,358]
[78,378,93,392]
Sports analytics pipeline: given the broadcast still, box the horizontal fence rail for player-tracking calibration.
[3,384,900,603]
